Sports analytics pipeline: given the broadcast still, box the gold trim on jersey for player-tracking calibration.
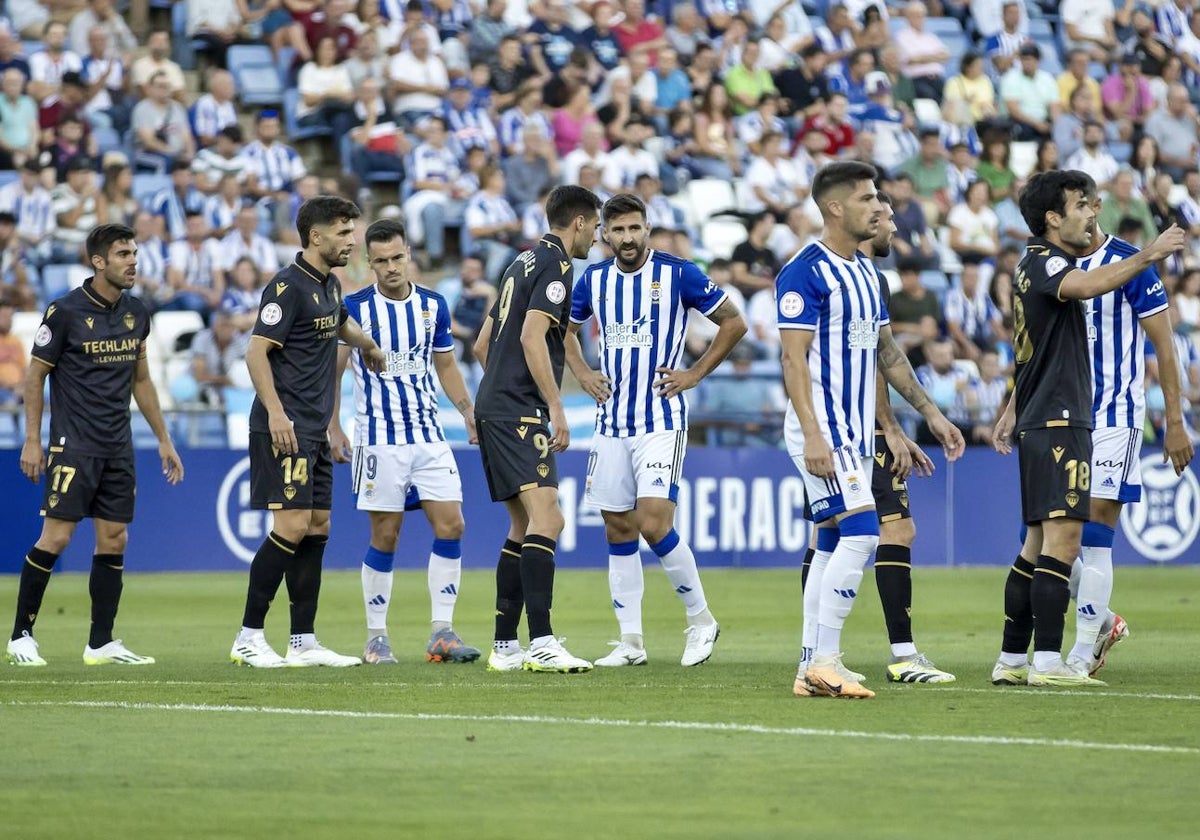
[294,257,330,285]
[520,416,541,423]
[80,284,112,308]
[1047,510,1067,518]
[519,481,539,491]
[1045,420,1069,427]
[252,335,283,348]
[539,237,565,255]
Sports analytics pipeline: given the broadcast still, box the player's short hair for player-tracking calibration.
[296,195,361,247]
[877,190,892,206]
[86,223,135,261]
[546,185,602,229]
[811,161,879,206]
[1019,170,1096,237]
[602,193,646,224]
[364,218,408,248]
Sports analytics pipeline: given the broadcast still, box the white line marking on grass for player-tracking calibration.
[6,699,1197,755]
[943,687,1200,702]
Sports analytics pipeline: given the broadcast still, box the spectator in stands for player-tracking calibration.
[50,155,98,262]
[186,310,251,406]
[0,214,35,311]
[975,137,1015,203]
[343,28,385,89]
[147,159,205,242]
[243,109,307,205]
[296,34,357,147]
[562,120,611,187]
[1101,52,1154,143]
[444,77,499,161]
[755,13,793,73]
[488,34,537,112]
[601,50,658,116]
[858,71,919,174]
[875,42,917,112]
[448,254,494,389]
[1178,169,1200,237]
[685,258,744,361]
[192,69,239,149]
[1000,43,1059,141]
[129,30,185,101]
[943,51,997,127]
[1030,137,1058,176]
[528,0,579,80]
[800,91,855,159]
[402,115,466,270]
[1144,83,1200,182]
[131,71,194,173]
[1176,268,1200,331]
[520,187,551,248]
[1053,84,1097,163]
[47,111,95,182]
[388,27,448,127]
[894,1,949,101]
[944,260,1003,362]
[897,128,950,223]
[1064,120,1120,192]
[651,46,691,125]
[736,92,786,157]
[99,161,136,225]
[0,159,55,270]
[994,177,1030,249]
[814,2,858,67]
[890,259,942,364]
[469,0,512,66]
[498,82,553,157]
[765,204,812,263]
[983,0,1027,81]
[164,211,224,316]
[634,172,678,233]
[743,131,804,217]
[1123,6,1172,78]
[1056,49,1101,116]
[916,339,972,442]
[972,0,1028,42]
[887,173,940,271]
[686,43,719,97]
[1130,135,1161,197]
[0,68,39,169]
[614,0,666,62]
[1147,171,1184,233]
[221,256,262,333]
[222,204,280,282]
[774,42,829,123]
[0,299,27,404]
[578,161,612,205]
[194,125,249,193]
[79,22,129,134]
[345,77,407,189]
[0,30,31,81]
[502,123,559,212]
[730,212,778,297]
[966,350,1008,442]
[945,142,978,206]
[129,207,168,304]
[204,173,243,237]
[1061,0,1119,64]
[948,179,1000,268]
[464,164,520,282]
[28,21,82,105]
[724,37,776,116]
[745,281,780,359]
[6,0,50,43]
[701,340,782,445]
[1100,167,1158,244]
[187,0,247,69]
[603,117,657,192]
[68,0,136,59]
[664,2,709,64]
[552,82,601,159]
[830,47,874,115]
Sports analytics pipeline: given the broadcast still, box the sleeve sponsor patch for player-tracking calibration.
[546,280,566,304]
[1045,256,1068,277]
[260,302,283,326]
[779,291,804,318]
[34,325,52,347]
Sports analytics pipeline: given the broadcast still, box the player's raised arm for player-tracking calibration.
[1058,225,1185,300]
[132,354,184,484]
[877,325,966,461]
[1142,311,1196,475]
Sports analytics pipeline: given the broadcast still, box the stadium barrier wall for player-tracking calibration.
[0,448,1196,574]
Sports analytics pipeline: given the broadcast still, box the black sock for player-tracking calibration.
[494,538,524,641]
[1031,555,1072,654]
[875,544,913,646]
[88,554,124,649]
[241,532,296,629]
[521,535,557,640]
[286,534,328,636]
[12,547,59,641]
[800,547,814,593]
[1001,554,1036,655]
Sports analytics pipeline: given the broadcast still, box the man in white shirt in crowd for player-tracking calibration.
[1064,121,1120,192]
[562,121,611,187]
[222,204,279,283]
[603,118,659,194]
[388,28,448,128]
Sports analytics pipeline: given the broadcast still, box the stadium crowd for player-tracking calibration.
[1,0,1200,448]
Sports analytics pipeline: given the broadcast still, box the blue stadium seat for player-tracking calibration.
[0,171,19,191]
[926,18,964,38]
[276,47,297,88]
[228,45,284,106]
[171,2,204,71]
[41,265,79,300]
[283,87,333,141]
[1028,19,1055,40]
[133,173,171,207]
[93,126,124,157]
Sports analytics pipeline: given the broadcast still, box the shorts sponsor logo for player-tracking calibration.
[34,325,51,347]
[260,302,283,326]
[546,280,566,304]
[778,291,804,318]
[1121,458,1200,562]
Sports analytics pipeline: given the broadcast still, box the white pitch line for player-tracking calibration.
[5,699,1198,756]
[942,687,1200,702]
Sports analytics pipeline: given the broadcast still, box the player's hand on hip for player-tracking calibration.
[549,406,570,452]
[929,415,966,461]
[579,368,612,404]
[160,442,184,484]
[328,426,352,463]
[464,407,479,445]
[883,426,914,481]
[1148,224,1187,260]
[19,439,44,483]
[804,436,835,479]
[1163,423,1195,476]
[269,411,298,455]
[362,344,387,373]
[653,366,699,399]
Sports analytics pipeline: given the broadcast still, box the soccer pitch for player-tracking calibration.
[2,566,1197,839]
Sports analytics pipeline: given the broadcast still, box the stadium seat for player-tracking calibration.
[912,98,943,126]
[11,312,41,352]
[0,171,20,191]
[133,173,171,207]
[283,88,333,141]
[1028,19,1055,40]
[1009,141,1039,179]
[40,265,90,300]
[171,2,204,71]
[20,41,43,57]
[686,179,738,224]
[93,126,124,157]
[228,45,284,106]
[700,220,748,259]
[926,18,964,37]
[667,194,697,231]
[151,311,205,361]
[275,47,297,87]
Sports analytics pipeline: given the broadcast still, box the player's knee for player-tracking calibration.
[36,523,74,555]
[433,514,465,541]
[95,527,128,555]
[637,516,673,547]
[880,518,915,547]
[372,532,399,553]
[531,507,564,539]
[603,514,639,544]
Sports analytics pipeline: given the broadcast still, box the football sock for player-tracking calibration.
[12,547,59,641]
[1070,524,1115,662]
[493,639,521,654]
[650,529,713,624]
[362,545,394,635]
[1000,554,1035,657]
[801,530,838,669]
[428,538,462,625]
[493,538,524,642]
[286,534,328,636]
[1031,555,1072,666]
[290,632,316,652]
[607,540,644,636]
[241,531,295,630]
[874,544,914,650]
[800,547,815,592]
[520,535,557,640]
[815,514,878,658]
[87,554,124,649]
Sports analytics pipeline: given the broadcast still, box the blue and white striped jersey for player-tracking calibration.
[242,140,307,193]
[1077,234,1168,430]
[777,241,890,457]
[498,107,553,155]
[343,283,455,446]
[570,250,726,438]
[0,182,56,241]
[190,93,238,140]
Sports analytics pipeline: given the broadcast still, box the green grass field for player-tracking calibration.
[2,566,1197,839]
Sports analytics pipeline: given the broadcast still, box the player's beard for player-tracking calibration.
[614,240,647,272]
[107,267,136,290]
[322,243,351,268]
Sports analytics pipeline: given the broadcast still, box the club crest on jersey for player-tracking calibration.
[422,309,432,328]
[123,312,135,331]
[650,279,661,303]
[537,463,550,478]
[283,485,296,500]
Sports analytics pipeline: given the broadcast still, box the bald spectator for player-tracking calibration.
[67,0,136,58]
[388,27,448,127]
[1144,83,1200,181]
[130,31,186,101]
[894,1,949,101]
[192,69,239,148]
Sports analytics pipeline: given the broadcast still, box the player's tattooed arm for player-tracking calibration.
[877,326,933,415]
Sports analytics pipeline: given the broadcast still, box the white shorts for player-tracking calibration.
[786,435,875,523]
[585,430,686,512]
[1091,426,1143,503]
[352,442,463,511]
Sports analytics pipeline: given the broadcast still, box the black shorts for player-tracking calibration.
[476,416,558,502]
[871,432,912,523]
[41,450,136,523]
[249,432,333,511]
[1017,425,1092,525]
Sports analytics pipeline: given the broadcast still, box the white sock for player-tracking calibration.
[608,543,645,636]
[362,564,393,635]
[1069,557,1082,600]
[815,534,878,657]
[801,549,833,669]
[998,651,1028,667]
[428,543,462,625]
[290,632,316,652]
[1032,650,1062,671]
[1069,546,1113,662]
[891,642,918,659]
[238,626,262,642]
[652,530,710,618]
[494,639,520,653]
